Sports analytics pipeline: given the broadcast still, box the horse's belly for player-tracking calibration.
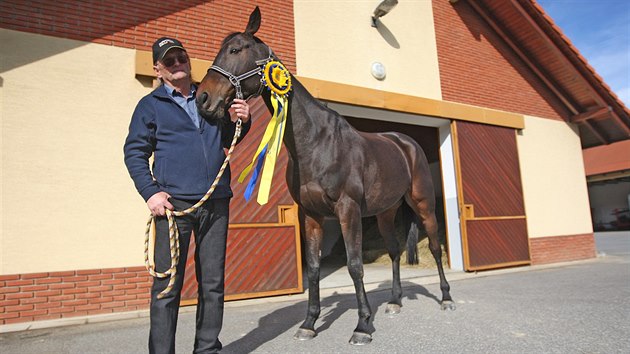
[359,152,410,213]
[362,180,408,216]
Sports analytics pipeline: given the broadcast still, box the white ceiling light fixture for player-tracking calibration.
[371,62,386,80]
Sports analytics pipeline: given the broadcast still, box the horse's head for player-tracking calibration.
[197,7,270,122]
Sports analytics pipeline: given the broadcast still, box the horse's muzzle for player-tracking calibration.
[196,91,226,121]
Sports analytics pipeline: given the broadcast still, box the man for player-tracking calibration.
[124,37,251,353]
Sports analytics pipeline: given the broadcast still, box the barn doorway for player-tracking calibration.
[316,102,463,273]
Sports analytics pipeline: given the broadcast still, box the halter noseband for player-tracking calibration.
[208,46,273,100]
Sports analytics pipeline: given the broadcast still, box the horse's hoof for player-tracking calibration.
[349,331,372,345]
[441,300,456,311]
[293,328,317,341]
[385,303,401,316]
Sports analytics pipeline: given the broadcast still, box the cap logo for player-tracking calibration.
[159,39,174,47]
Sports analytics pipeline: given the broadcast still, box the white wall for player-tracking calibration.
[293,0,442,100]
[517,115,593,237]
[1,29,151,274]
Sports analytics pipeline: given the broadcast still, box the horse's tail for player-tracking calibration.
[402,202,420,265]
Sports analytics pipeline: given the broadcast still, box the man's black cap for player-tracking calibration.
[152,37,186,64]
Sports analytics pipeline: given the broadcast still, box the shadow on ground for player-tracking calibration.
[222,281,440,353]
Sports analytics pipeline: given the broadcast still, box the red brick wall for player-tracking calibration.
[0,0,296,327]
[529,233,596,265]
[0,0,296,71]
[432,0,564,120]
[0,267,151,325]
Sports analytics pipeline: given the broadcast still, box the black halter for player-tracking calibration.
[208,46,273,100]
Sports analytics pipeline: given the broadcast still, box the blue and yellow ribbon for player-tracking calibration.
[238,60,291,205]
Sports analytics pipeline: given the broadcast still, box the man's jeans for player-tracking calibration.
[149,198,229,354]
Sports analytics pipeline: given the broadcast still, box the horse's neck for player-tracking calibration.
[275,79,349,158]
[288,80,320,140]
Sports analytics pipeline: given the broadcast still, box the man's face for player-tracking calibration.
[154,49,191,84]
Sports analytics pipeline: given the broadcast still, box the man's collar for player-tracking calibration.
[163,82,197,97]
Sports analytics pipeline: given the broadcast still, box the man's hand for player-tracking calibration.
[230,98,251,123]
[147,191,174,217]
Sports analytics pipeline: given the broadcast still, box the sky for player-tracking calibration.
[536,0,630,107]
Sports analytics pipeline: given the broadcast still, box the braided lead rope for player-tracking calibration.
[144,119,243,299]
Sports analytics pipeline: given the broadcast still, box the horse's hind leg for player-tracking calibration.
[409,198,455,311]
[427,210,455,310]
[337,198,372,345]
[376,205,403,315]
[294,214,325,340]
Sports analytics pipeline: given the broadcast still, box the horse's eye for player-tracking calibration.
[230,48,240,54]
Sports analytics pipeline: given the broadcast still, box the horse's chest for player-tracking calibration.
[293,179,337,216]
[285,146,366,215]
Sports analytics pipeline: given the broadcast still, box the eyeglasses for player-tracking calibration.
[161,53,188,67]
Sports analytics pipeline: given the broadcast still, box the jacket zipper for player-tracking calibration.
[170,95,211,184]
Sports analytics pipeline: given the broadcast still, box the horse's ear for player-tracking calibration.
[244,6,261,35]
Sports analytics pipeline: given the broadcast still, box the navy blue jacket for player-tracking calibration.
[124,85,251,202]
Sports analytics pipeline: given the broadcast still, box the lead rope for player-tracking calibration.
[144,119,243,299]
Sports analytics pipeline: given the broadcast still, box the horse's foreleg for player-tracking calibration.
[337,199,372,345]
[376,207,403,315]
[294,215,324,340]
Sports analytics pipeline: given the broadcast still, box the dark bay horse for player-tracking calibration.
[197,7,454,345]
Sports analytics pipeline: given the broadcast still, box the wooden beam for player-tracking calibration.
[511,0,630,140]
[571,106,610,123]
[466,0,580,115]
[135,49,526,130]
[610,110,630,136]
[587,170,630,183]
[581,120,608,145]
[572,106,630,137]
[298,77,526,129]
[509,0,609,108]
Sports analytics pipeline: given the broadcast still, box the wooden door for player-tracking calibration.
[453,121,530,271]
[181,97,303,304]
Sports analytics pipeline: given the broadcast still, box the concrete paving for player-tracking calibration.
[1,231,628,353]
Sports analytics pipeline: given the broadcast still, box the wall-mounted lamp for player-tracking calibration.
[371,0,399,27]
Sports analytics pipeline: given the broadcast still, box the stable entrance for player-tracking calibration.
[327,104,531,272]
[326,103,462,269]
